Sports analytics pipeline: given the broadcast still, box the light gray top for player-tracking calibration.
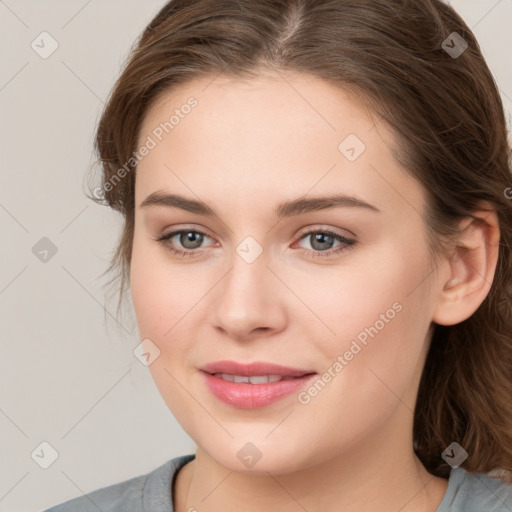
[42,454,512,511]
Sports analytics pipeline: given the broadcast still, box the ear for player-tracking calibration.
[432,205,500,326]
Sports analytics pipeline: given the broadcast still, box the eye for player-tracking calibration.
[155,228,215,258]
[293,229,356,258]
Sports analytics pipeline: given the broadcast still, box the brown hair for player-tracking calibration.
[89,0,512,481]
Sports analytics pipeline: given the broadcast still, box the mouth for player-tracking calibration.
[199,361,317,409]
[199,360,315,378]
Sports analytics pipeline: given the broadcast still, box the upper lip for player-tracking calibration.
[200,360,316,377]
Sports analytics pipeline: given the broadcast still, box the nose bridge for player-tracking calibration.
[211,237,286,338]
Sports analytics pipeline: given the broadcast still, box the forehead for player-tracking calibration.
[135,72,425,217]
[140,71,378,152]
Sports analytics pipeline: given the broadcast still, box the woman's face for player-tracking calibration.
[130,71,444,473]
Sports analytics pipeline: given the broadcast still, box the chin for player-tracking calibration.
[197,434,323,476]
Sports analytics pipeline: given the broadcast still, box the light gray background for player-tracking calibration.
[0,1,511,511]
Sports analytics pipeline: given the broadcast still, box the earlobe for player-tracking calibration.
[432,208,500,326]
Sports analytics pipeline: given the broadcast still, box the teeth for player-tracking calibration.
[213,373,284,384]
[249,375,283,384]
[268,375,285,383]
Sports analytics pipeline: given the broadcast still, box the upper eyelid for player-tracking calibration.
[158,224,215,240]
[295,224,355,240]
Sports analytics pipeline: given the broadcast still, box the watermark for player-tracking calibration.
[441,32,468,59]
[441,442,468,468]
[297,301,403,405]
[236,236,263,264]
[133,338,161,366]
[31,441,59,469]
[93,96,198,200]
[338,133,366,162]
[31,31,59,59]
[237,442,263,468]
[32,236,58,263]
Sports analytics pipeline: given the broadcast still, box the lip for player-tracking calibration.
[199,360,317,409]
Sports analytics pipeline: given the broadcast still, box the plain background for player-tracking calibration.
[0,1,511,511]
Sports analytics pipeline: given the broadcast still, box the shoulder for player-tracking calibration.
[438,467,512,512]
[41,454,195,512]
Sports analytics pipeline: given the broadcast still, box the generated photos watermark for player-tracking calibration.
[93,96,198,200]
[298,301,403,405]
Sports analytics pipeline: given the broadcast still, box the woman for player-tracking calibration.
[44,0,512,510]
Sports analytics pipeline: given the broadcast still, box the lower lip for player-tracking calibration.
[201,371,316,409]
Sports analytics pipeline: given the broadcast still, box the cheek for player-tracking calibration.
[293,238,431,345]
[129,241,203,428]
[304,243,434,415]
[130,233,207,338]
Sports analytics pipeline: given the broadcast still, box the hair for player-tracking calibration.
[88,0,512,481]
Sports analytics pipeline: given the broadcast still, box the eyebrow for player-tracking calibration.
[140,190,380,217]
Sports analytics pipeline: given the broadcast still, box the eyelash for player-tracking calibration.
[155,227,356,259]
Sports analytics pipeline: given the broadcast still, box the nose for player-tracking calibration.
[209,247,288,342]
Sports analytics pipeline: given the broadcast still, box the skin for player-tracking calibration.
[130,70,500,511]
